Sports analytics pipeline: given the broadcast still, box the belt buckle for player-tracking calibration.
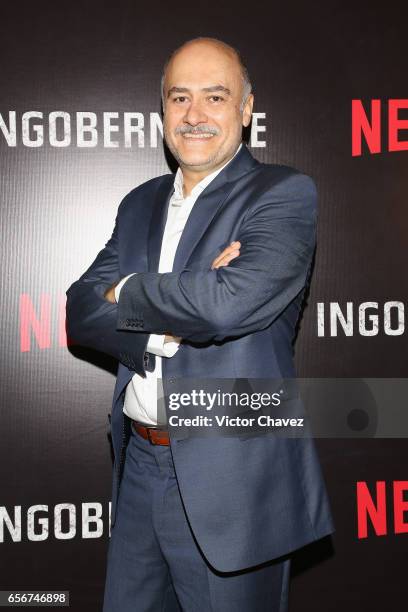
[146,426,157,444]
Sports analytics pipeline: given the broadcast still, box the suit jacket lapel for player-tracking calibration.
[171,181,233,273]
[147,174,174,272]
[147,143,260,274]
[172,144,260,273]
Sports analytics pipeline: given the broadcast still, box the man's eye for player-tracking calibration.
[209,96,224,102]
[173,96,187,103]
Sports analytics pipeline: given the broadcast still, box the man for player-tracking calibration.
[66,37,335,611]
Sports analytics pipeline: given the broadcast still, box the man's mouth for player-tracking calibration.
[182,133,215,139]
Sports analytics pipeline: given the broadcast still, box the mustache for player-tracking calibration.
[175,125,220,135]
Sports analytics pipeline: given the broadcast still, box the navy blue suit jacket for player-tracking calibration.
[66,143,335,572]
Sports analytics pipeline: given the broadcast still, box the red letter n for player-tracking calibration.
[20,293,51,352]
[352,99,381,157]
[356,481,387,538]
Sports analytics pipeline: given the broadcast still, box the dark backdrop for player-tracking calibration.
[1,2,407,610]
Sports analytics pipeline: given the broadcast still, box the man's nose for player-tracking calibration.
[183,100,208,126]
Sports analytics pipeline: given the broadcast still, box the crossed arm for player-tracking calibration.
[66,172,316,366]
[65,200,241,374]
[103,242,242,354]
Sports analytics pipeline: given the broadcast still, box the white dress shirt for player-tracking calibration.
[115,143,242,425]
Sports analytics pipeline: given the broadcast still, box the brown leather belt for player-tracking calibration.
[132,420,170,446]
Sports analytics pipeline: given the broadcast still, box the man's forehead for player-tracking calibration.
[165,63,240,95]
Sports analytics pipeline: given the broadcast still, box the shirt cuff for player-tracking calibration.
[114,273,137,303]
[146,334,182,357]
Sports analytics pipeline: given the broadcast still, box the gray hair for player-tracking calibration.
[160,37,252,112]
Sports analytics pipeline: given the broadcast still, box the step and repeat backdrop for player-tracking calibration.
[0,1,407,610]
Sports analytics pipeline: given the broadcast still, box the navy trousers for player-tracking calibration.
[103,423,291,612]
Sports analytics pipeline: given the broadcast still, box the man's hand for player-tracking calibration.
[104,283,119,304]
[164,334,182,343]
[211,241,241,269]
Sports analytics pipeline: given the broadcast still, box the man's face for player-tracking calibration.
[162,42,253,173]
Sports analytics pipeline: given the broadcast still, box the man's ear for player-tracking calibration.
[242,93,254,128]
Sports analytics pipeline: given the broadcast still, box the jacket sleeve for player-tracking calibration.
[65,197,149,375]
[116,172,317,344]
[115,274,182,357]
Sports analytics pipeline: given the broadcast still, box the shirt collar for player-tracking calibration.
[172,142,243,202]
